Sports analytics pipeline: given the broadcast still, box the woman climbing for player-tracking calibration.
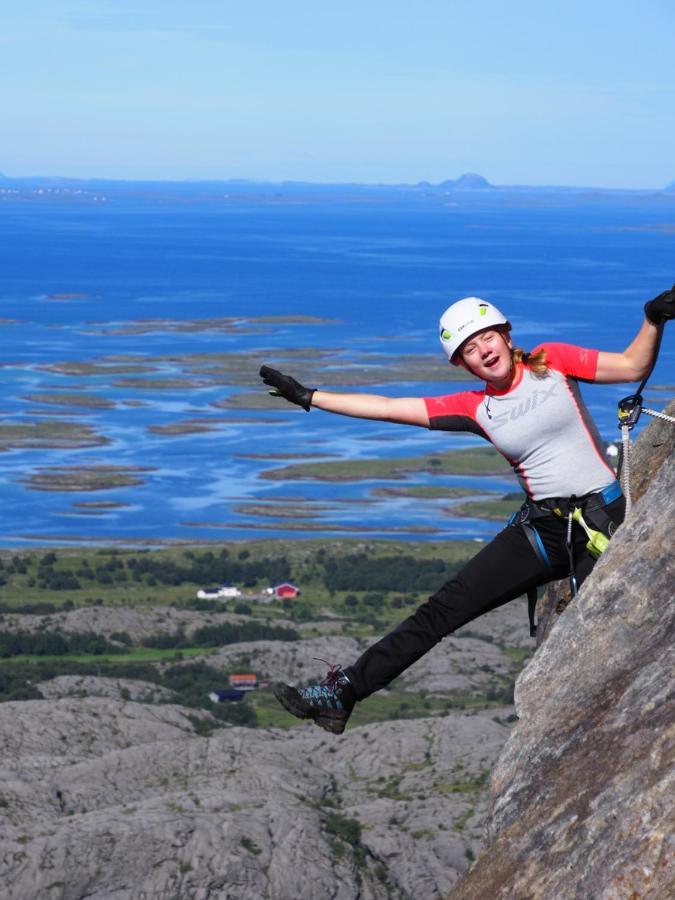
[258,287,674,735]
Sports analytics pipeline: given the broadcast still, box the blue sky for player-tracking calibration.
[2,0,674,187]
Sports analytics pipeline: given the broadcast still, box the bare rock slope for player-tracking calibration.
[450,403,675,899]
[0,698,508,900]
[0,605,295,642]
[0,598,531,899]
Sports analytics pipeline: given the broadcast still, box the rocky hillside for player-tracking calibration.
[0,590,531,899]
[450,402,675,899]
[0,605,295,642]
[0,695,510,899]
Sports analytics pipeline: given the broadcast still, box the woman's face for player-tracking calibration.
[458,328,513,385]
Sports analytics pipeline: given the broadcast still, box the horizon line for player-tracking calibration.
[1,170,673,194]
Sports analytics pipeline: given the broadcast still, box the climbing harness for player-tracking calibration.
[520,523,552,638]
[509,480,623,634]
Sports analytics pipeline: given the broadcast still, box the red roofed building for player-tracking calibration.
[272,583,300,599]
[229,674,258,690]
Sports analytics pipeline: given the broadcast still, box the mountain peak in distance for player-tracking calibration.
[437,172,493,190]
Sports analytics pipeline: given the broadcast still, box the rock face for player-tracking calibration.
[36,675,174,703]
[0,698,508,899]
[450,404,675,898]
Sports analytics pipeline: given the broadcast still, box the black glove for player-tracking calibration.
[644,284,675,325]
[259,365,315,412]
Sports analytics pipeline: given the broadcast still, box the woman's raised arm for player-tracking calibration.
[594,286,674,384]
[595,319,662,383]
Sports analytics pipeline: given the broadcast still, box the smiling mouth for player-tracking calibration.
[484,357,499,368]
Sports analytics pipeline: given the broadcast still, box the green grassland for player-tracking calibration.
[0,537,479,610]
[0,537,502,680]
[0,537,529,728]
[0,646,216,666]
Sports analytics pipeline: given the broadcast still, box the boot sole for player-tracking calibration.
[314,714,346,735]
[272,683,347,735]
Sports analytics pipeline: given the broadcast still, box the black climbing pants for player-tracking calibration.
[345,495,625,700]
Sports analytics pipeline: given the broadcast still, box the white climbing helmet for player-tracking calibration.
[439,297,511,364]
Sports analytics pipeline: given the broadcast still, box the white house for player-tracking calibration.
[196,583,241,600]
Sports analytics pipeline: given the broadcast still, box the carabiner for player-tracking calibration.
[617,393,643,431]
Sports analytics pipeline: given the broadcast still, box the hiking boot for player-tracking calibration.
[273,663,355,735]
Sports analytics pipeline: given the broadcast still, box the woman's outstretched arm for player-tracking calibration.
[594,286,674,384]
[259,365,430,426]
[312,390,429,426]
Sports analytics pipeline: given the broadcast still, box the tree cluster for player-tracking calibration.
[0,556,29,575]
[0,630,125,659]
[2,548,292,592]
[122,551,290,588]
[142,620,299,649]
[321,552,459,593]
[0,601,64,615]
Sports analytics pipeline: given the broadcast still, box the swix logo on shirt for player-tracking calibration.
[424,342,616,501]
[487,382,559,430]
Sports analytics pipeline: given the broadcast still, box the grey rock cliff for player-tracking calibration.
[450,402,675,898]
[0,698,507,899]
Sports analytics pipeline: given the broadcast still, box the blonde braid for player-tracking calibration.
[511,346,549,378]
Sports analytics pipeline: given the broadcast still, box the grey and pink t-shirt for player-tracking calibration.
[424,343,616,501]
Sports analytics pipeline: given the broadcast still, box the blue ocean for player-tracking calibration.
[1,188,673,547]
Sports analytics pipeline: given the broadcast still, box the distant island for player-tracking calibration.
[417,172,494,191]
[1,171,674,206]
